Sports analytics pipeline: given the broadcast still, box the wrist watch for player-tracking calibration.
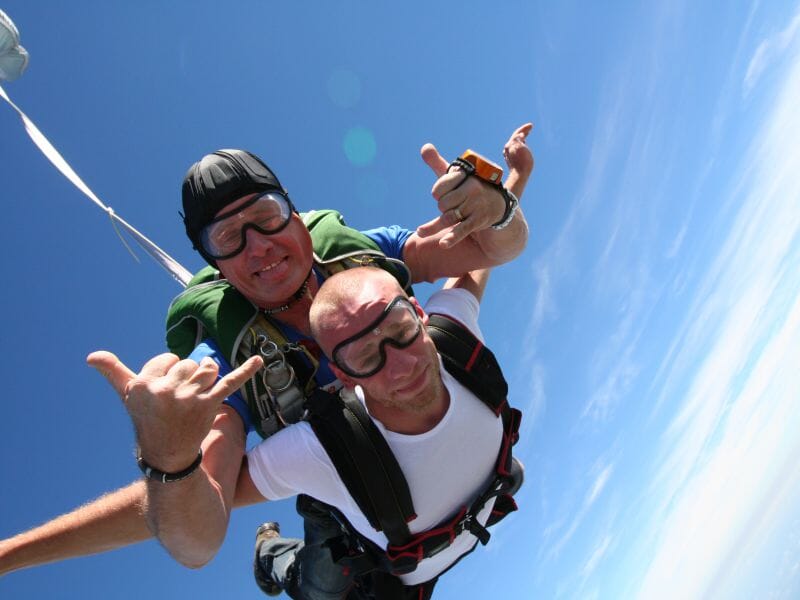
[448,150,519,230]
[491,188,519,230]
[457,149,504,184]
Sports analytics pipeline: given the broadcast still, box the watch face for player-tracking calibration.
[460,149,503,184]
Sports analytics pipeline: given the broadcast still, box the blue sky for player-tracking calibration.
[2,2,799,599]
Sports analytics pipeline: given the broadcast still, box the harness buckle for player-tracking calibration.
[458,513,491,546]
[254,334,307,427]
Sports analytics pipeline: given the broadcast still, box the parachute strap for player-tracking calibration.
[382,469,520,575]
[310,315,522,580]
[0,83,192,286]
[245,313,319,396]
[307,390,416,545]
[426,314,508,413]
[237,314,319,437]
[379,316,520,575]
[426,316,521,473]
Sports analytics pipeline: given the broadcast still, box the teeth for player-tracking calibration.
[258,259,283,273]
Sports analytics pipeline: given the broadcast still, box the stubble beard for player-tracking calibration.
[381,352,445,414]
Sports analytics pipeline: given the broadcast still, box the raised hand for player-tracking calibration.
[416,122,533,248]
[87,351,262,473]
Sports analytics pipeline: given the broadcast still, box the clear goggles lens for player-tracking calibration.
[332,296,422,378]
[199,191,293,260]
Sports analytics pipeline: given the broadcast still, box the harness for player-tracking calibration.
[305,315,523,595]
[165,209,413,439]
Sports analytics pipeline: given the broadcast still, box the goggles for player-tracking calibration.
[332,296,422,378]
[199,191,294,260]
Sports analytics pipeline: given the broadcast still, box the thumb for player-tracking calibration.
[420,143,450,178]
[87,351,137,398]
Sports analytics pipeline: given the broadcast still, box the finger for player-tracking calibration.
[420,143,450,178]
[184,356,221,392]
[507,122,533,144]
[504,123,533,151]
[432,172,471,206]
[209,356,263,403]
[439,217,476,249]
[415,214,452,238]
[417,205,464,236]
[87,350,137,398]
[138,352,182,379]
[163,356,210,389]
[514,122,534,139]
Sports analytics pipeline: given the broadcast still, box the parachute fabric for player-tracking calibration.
[0,9,28,82]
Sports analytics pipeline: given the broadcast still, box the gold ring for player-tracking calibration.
[453,206,464,221]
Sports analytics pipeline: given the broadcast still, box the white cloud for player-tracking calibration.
[632,39,800,600]
[525,78,629,338]
[637,281,800,599]
[582,534,612,579]
[546,460,615,560]
[743,9,800,94]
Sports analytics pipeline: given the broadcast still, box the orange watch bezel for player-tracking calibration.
[459,149,504,185]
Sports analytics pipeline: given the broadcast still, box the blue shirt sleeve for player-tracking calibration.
[188,339,254,433]
[361,225,413,260]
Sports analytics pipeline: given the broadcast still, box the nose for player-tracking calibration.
[384,344,417,379]
[244,227,274,256]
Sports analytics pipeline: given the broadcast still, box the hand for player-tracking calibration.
[88,351,263,473]
[415,122,534,248]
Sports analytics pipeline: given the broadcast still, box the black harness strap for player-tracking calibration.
[307,390,416,544]
[309,314,521,589]
[425,314,508,413]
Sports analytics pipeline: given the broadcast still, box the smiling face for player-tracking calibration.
[214,194,314,309]
[312,269,445,416]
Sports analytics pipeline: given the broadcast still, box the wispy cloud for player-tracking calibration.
[637,293,800,598]
[633,35,800,599]
[545,460,615,560]
[525,77,629,339]
[743,9,800,94]
[582,534,612,579]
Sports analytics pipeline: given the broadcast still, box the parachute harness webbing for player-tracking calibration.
[308,390,416,545]
[1,83,192,287]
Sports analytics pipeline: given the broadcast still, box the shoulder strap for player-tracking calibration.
[425,314,508,414]
[307,390,416,546]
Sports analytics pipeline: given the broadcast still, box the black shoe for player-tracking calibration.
[254,522,282,597]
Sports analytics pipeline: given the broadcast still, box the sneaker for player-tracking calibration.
[254,522,282,597]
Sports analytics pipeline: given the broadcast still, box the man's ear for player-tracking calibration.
[409,296,429,324]
[329,362,357,389]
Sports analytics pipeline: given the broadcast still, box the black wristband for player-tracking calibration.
[137,450,203,483]
[447,156,477,177]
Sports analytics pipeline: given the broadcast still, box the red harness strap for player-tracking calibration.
[383,404,522,575]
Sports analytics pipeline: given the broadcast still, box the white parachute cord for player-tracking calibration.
[0,83,192,287]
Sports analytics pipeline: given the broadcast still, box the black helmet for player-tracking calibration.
[182,149,287,264]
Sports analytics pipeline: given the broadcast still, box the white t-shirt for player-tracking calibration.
[247,287,503,585]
